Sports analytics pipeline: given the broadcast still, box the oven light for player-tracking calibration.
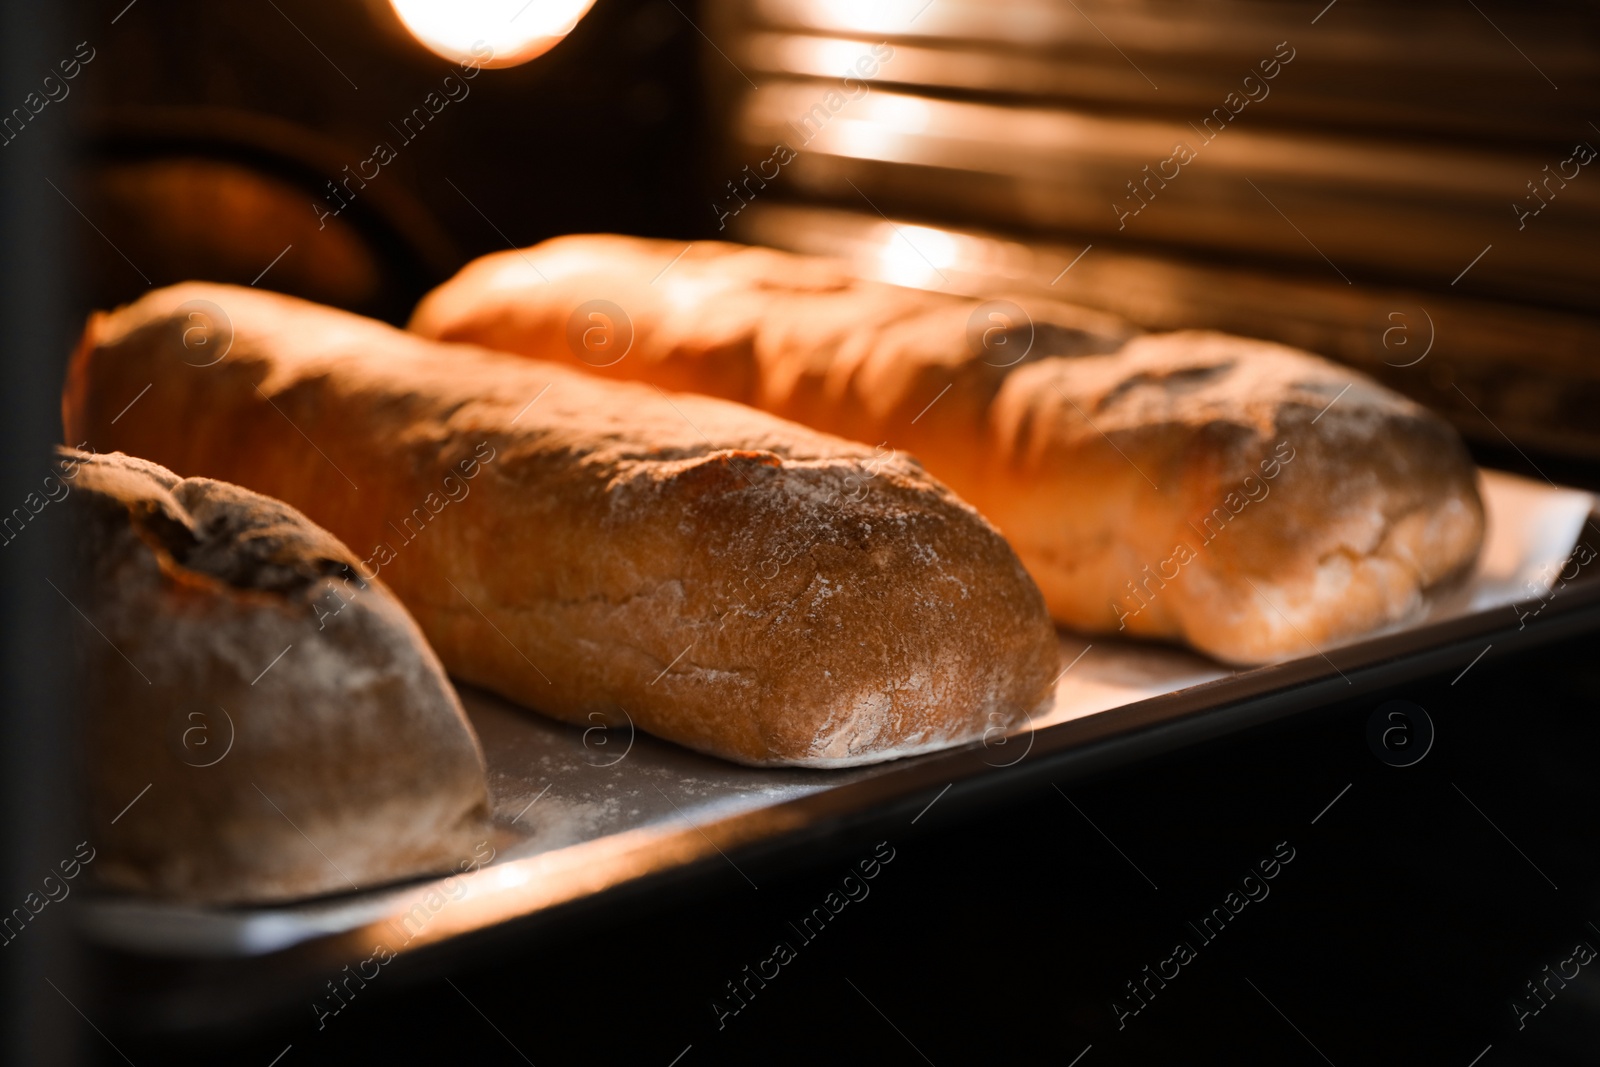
[389,0,598,68]
[876,224,957,289]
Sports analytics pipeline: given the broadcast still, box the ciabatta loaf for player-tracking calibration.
[63,285,1059,767]
[411,236,1485,664]
[55,448,489,904]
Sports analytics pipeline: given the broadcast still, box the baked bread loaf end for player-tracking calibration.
[987,332,1486,663]
[55,448,490,905]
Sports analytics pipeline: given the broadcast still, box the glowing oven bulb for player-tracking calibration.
[389,0,599,68]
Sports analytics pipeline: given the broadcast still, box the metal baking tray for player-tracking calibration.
[83,469,1600,1030]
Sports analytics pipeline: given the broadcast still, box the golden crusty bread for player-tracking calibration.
[410,235,1485,664]
[55,447,489,904]
[62,284,1059,767]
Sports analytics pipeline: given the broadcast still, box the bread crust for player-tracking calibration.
[63,284,1059,766]
[55,448,489,904]
[411,235,1485,663]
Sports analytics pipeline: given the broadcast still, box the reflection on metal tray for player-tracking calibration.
[82,469,1599,1023]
